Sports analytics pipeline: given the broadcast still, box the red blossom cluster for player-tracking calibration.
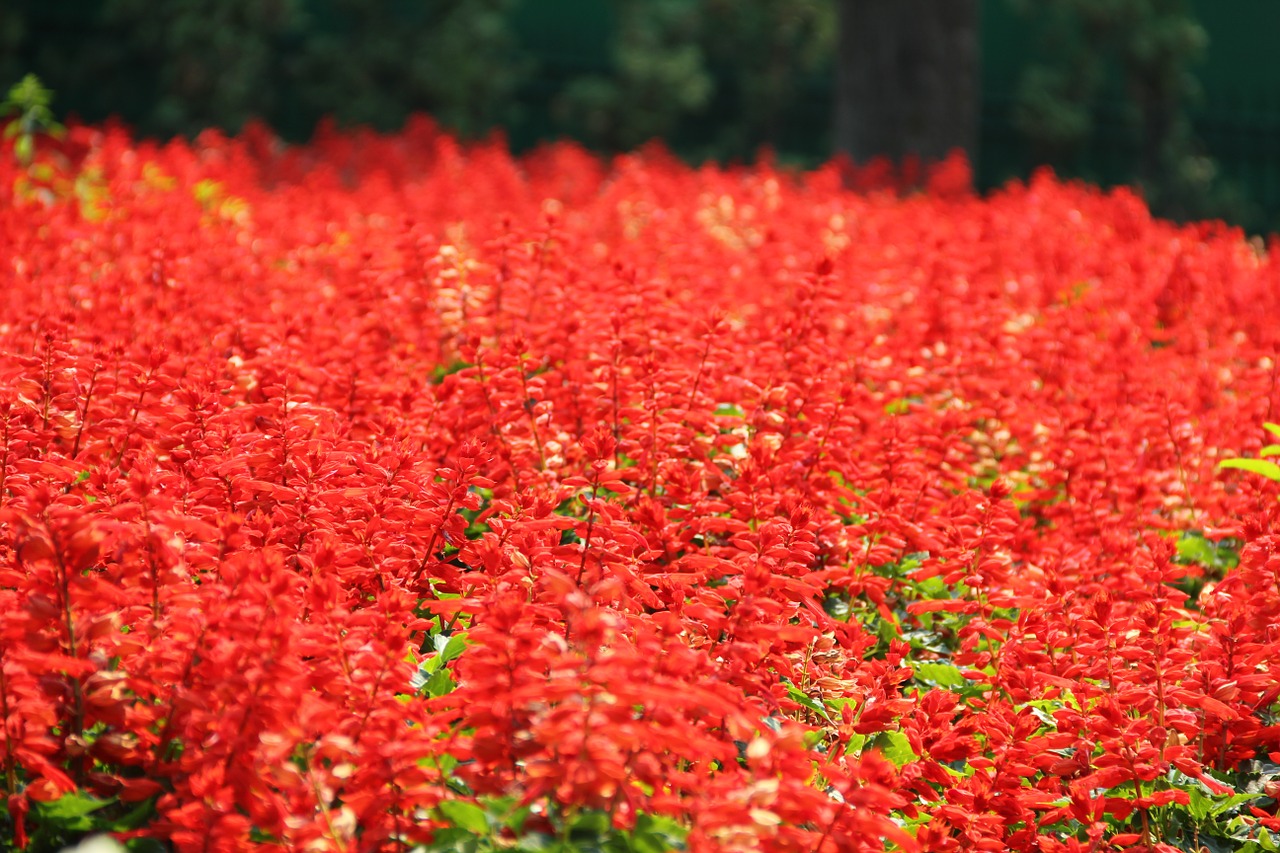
[1,118,1279,852]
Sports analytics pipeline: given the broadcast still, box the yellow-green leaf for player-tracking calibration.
[1219,458,1280,482]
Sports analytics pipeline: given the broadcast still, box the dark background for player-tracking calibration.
[3,0,1278,232]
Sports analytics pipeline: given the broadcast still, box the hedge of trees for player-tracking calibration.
[1,0,1273,230]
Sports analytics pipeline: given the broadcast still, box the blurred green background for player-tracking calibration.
[2,0,1278,231]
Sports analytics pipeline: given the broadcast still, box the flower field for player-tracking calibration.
[2,119,1280,853]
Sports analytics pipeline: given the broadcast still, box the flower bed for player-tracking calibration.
[2,119,1279,852]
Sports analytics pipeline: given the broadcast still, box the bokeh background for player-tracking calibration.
[3,0,1278,232]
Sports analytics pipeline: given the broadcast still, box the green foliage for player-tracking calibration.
[824,552,972,661]
[412,631,469,698]
[910,660,970,692]
[1,73,62,166]
[1155,763,1280,851]
[427,798,688,853]
[99,0,299,136]
[1,792,156,853]
[291,0,530,138]
[1014,759,1280,850]
[9,0,528,140]
[6,2,1274,225]
[556,0,711,150]
[696,0,835,156]
[1219,424,1280,486]
[1219,458,1280,482]
[556,0,832,155]
[1172,529,1240,606]
[1174,532,1240,573]
[1007,0,1251,225]
[840,729,921,772]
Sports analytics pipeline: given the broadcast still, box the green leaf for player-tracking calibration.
[786,685,832,722]
[822,593,851,621]
[424,825,483,851]
[1211,791,1267,817]
[874,731,917,768]
[514,831,556,850]
[424,667,456,698]
[1177,535,1214,565]
[32,793,113,833]
[127,840,170,853]
[492,798,531,832]
[844,732,869,755]
[628,813,689,853]
[1022,701,1058,727]
[912,661,968,690]
[414,634,469,691]
[36,792,112,821]
[435,633,469,664]
[569,809,612,836]
[1263,423,1280,439]
[438,799,490,835]
[1187,785,1211,822]
[1261,444,1280,457]
[105,797,159,832]
[411,658,439,689]
[1219,458,1280,482]
[1175,532,1239,571]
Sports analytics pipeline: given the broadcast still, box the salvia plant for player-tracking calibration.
[0,75,63,167]
[0,116,1278,853]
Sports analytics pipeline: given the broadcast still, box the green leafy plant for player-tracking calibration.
[1,73,63,166]
[3,792,156,853]
[427,802,688,853]
[1172,529,1241,606]
[412,631,470,699]
[1007,0,1257,227]
[1154,764,1280,852]
[555,0,712,150]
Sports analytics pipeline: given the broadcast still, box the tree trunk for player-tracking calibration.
[834,0,980,165]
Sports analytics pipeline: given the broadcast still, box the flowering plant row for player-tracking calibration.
[1,118,1279,853]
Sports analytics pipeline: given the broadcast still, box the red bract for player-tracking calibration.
[1,118,1279,851]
